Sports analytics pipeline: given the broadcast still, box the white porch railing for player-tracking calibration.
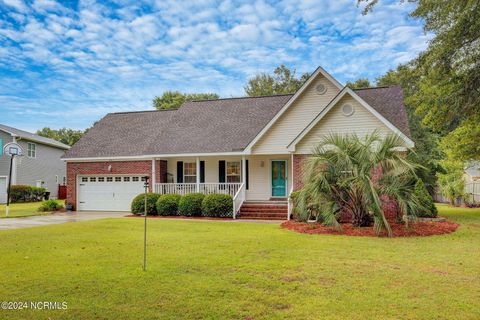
[232,183,246,219]
[155,183,197,195]
[155,182,245,219]
[155,183,243,198]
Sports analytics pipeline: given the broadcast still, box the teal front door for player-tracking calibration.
[271,160,287,197]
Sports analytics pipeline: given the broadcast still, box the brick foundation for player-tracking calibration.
[66,160,167,210]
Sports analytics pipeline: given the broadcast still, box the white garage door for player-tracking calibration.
[77,175,145,211]
[0,177,7,204]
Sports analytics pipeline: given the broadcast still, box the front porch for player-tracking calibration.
[152,154,294,219]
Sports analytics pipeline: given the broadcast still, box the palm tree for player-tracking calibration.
[298,132,423,237]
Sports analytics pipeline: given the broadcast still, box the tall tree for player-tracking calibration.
[244,65,310,96]
[36,127,86,146]
[376,64,443,194]
[346,78,372,89]
[359,0,480,161]
[153,91,219,110]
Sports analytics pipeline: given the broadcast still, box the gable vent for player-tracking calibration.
[315,83,327,95]
[342,103,354,116]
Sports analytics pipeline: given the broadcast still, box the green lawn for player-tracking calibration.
[0,204,479,319]
[0,201,49,218]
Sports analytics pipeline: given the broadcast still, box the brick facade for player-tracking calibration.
[66,160,167,210]
[292,154,310,190]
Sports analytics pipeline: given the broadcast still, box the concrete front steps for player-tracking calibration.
[238,201,288,220]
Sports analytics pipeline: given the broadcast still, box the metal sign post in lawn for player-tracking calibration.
[3,142,24,217]
[143,176,149,271]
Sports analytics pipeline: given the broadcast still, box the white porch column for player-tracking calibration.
[151,158,156,193]
[196,157,200,192]
[241,156,246,185]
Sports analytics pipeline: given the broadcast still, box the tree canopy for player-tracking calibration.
[244,65,310,96]
[345,78,372,89]
[36,127,86,146]
[358,0,480,162]
[153,91,219,110]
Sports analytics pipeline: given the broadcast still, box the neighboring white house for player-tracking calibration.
[0,124,70,203]
[63,66,414,218]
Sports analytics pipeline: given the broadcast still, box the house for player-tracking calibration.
[0,124,70,203]
[63,67,413,218]
[464,162,480,182]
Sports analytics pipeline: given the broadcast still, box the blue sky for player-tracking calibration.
[0,0,431,132]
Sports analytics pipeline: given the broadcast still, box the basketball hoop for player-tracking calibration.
[3,142,24,157]
[3,142,24,217]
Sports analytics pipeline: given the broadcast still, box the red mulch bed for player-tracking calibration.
[126,215,232,220]
[281,219,460,237]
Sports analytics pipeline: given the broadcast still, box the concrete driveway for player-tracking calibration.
[0,211,126,230]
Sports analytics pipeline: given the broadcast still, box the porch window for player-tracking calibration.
[184,162,197,183]
[226,161,241,183]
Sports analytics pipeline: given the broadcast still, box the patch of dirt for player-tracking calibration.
[281,219,460,238]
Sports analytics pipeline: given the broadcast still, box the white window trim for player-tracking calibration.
[226,161,241,183]
[27,142,36,158]
[183,162,197,183]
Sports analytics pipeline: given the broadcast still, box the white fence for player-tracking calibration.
[466,182,480,203]
[434,182,480,204]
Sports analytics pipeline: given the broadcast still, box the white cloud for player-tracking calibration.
[2,0,28,12]
[0,0,431,131]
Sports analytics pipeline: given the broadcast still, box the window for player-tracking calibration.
[115,177,121,182]
[124,177,130,182]
[27,142,36,158]
[184,162,196,183]
[226,161,241,183]
[107,177,113,182]
[55,175,59,183]
[132,177,139,182]
[98,177,105,182]
[89,177,96,182]
[81,177,88,182]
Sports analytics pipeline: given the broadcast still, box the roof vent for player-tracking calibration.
[315,83,327,95]
[342,103,354,116]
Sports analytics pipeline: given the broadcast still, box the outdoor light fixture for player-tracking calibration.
[108,165,112,172]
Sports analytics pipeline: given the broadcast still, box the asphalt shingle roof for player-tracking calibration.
[64,95,292,158]
[0,124,70,150]
[354,85,411,137]
[64,86,411,159]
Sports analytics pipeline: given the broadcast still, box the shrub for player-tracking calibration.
[202,194,233,217]
[156,194,182,216]
[38,200,64,212]
[9,185,46,203]
[178,193,205,216]
[413,179,438,218]
[131,193,161,215]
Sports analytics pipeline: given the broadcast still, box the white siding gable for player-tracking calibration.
[252,74,341,154]
[295,95,396,154]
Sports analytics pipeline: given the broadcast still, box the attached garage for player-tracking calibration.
[77,175,145,211]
